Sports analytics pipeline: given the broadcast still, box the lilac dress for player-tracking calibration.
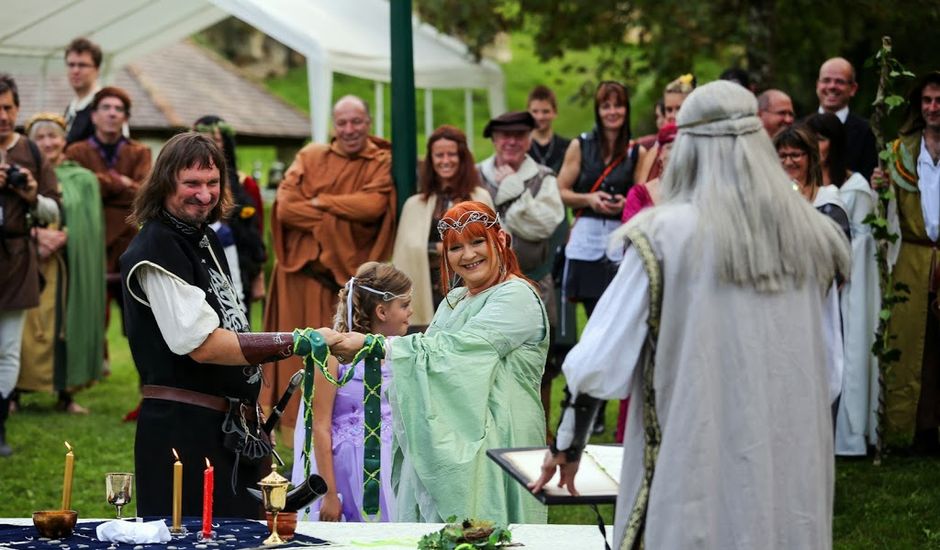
[291,359,395,521]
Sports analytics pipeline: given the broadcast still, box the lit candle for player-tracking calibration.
[61,442,74,510]
[202,458,214,538]
[172,449,182,531]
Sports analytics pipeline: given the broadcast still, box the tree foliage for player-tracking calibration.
[415,0,940,113]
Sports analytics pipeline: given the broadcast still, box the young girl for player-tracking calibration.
[292,262,413,522]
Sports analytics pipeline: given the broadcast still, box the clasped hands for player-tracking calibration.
[313,327,368,363]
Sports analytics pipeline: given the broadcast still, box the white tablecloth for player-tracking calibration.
[2,519,612,549]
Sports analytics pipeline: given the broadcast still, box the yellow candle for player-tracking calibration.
[62,442,74,510]
[172,449,182,531]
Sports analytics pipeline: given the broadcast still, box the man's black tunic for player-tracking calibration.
[121,211,265,518]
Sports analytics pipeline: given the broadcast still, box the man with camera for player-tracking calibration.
[0,74,60,457]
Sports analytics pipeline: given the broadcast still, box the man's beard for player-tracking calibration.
[176,200,213,226]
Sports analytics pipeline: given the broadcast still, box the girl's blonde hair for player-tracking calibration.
[333,262,412,333]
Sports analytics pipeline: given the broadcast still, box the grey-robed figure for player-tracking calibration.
[531,81,850,549]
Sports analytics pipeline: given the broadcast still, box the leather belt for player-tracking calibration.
[141,385,228,412]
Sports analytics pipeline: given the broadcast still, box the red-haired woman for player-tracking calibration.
[334,201,548,524]
[392,126,493,329]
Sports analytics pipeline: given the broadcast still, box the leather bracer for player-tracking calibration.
[236,332,295,364]
[550,387,602,463]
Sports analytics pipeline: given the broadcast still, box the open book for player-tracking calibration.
[487,445,622,505]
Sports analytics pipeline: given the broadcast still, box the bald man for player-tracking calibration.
[758,89,795,137]
[262,95,396,444]
[816,57,877,180]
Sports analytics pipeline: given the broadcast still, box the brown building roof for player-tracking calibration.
[14,40,309,144]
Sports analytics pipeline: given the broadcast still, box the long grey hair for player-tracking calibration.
[616,80,849,292]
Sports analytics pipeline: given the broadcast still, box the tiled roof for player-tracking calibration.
[14,40,309,140]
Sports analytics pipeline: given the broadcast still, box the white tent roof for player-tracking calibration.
[1,0,505,142]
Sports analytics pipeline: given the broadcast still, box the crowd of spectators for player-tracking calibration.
[1,34,937,474]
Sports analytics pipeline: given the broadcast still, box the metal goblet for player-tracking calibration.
[257,466,290,546]
[105,472,134,519]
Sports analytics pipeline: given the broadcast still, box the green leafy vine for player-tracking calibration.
[866,36,913,464]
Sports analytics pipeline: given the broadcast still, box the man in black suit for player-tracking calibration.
[816,57,878,180]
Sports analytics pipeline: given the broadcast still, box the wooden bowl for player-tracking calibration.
[32,510,78,539]
[265,511,297,541]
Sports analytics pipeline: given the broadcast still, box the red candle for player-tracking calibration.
[202,458,214,538]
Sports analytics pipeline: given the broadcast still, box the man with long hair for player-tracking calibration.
[120,132,332,518]
[532,81,849,548]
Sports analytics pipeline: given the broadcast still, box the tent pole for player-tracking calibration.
[390,0,417,214]
[374,81,385,138]
[307,56,332,143]
[424,89,433,140]
[464,89,474,152]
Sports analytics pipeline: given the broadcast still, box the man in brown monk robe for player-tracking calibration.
[65,86,151,301]
[263,95,396,445]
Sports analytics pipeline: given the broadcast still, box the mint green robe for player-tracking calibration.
[389,278,548,524]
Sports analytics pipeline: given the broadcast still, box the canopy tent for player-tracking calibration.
[0,0,506,145]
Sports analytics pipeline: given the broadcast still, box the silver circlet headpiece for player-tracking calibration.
[437,211,501,239]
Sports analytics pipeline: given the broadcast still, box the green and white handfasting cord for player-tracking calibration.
[292,327,387,520]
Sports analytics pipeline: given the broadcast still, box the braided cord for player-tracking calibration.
[352,334,387,520]
[292,328,330,496]
[620,231,663,550]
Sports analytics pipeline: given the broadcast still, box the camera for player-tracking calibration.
[5,165,28,190]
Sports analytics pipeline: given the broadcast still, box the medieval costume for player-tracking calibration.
[886,128,940,442]
[547,81,848,548]
[390,278,548,524]
[65,136,151,276]
[263,137,396,444]
[19,161,105,393]
[0,134,59,451]
[291,358,395,522]
[562,206,842,548]
[121,210,264,518]
[835,172,881,455]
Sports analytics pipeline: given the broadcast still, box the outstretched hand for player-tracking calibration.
[527,450,581,496]
[330,331,367,363]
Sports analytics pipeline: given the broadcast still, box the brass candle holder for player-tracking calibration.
[257,466,289,546]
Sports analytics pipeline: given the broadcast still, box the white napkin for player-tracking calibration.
[95,519,172,544]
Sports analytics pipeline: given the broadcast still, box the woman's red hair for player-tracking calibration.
[438,201,532,296]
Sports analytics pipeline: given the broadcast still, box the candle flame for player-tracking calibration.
[205,457,211,468]
[172,448,180,461]
[64,441,72,452]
